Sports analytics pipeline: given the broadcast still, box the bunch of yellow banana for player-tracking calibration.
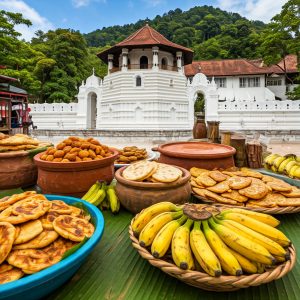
[82,181,120,214]
[132,203,292,277]
[264,153,300,179]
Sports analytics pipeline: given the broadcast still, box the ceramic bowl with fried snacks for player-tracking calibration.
[0,195,104,300]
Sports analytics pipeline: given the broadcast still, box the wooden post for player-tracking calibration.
[246,141,263,169]
[207,121,220,143]
[230,134,247,167]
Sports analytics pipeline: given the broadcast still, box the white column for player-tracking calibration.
[108,54,113,74]
[176,51,182,73]
[152,46,159,71]
[121,48,128,72]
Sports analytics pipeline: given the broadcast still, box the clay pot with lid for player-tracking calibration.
[115,166,191,214]
[155,142,236,171]
[34,149,118,197]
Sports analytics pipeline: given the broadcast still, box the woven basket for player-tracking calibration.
[192,193,300,215]
[129,223,296,291]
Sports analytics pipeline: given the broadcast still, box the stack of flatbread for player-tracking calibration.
[0,191,94,285]
[122,161,182,183]
[190,167,300,208]
[0,134,50,152]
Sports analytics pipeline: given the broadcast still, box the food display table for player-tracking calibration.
[46,209,300,300]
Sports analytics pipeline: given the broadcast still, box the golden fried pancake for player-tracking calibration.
[40,211,60,230]
[190,167,208,177]
[50,200,73,214]
[266,181,292,192]
[239,179,268,200]
[204,190,238,205]
[43,237,77,259]
[207,181,231,194]
[275,197,300,207]
[246,198,277,208]
[192,187,207,198]
[281,186,300,198]
[0,222,16,264]
[221,190,248,203]
[151,163,182,183]
[239,168,263,179]
[0,267,23,284]
[53,215,94,242]
[228,176,252,190]
[14,220,43,245]
[221,171,236,177]
[69,206,82,217]
[0,263,13,273]
[0,134,39,146]
[0,191,37,211]
[209,170,228,182]
[190,179,205,189]
[13,230,59,250]
[196,172,216,187]
[261,175,276,183]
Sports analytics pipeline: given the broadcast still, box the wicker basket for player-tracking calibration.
[192,193,300,215]
[129,223,296,292]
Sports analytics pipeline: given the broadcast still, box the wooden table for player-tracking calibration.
[47,209,300,300]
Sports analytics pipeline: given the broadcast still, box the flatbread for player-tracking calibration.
[0,191,37,211]
[50,200,74,214]
[53,215,94,242]
[0,266,23,284]
[239,179,268,200]
[190,179,205,189]
[122,160,156,181]
[0,263,13,273]
[281,186,300,198]
[192,187,207,198]
[190,167,208,177]
[239,168,263,179]
[203,190,238,205]
[221,190,248,203]
[266,181,293,192]
[0,134,39,146]
[40,211,60,230]
[228,176,252,189]
[0,222,16,264]
[207,180,231,193]
[261,175,277,183]
[14,220,43,245]
[209,170,228,182]
[13,230,59,250]
[151,163,182,183]
[196,172,216,187]
[275,197,300,207]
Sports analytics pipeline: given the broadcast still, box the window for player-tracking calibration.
[136,76,142,87]
[161,58,168,70]
[215,78,226,88]
[140,56,148,69]
[267,79,282,86]
[240,77,260,88]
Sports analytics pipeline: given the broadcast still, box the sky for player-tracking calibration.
[0,0,287,41]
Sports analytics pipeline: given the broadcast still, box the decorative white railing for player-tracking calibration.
[30,103,77,113]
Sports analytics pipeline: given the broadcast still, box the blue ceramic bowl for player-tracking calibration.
[0,195,104,300]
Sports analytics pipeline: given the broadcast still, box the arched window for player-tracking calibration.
[140,56,148,69]
[161,58,167,70]
[136,76,142,87]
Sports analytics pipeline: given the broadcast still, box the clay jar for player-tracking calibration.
[193,114,207,139]
[156,142,236,170]
[115,166,191,214]
[34,149,118,197]
[0,151,37,189]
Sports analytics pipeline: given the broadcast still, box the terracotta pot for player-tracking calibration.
[156,142,236,171]
[34,149,119,197]
[0,151,37,190]
[193,115,207,139]
[115,166,191,214]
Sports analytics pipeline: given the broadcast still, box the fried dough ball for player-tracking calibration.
[88,149,96,159]
[53,150,64,158]
[56,143,66,150]
[90,139,100,146]
[75,156,82,162]
[100,150,106,156]
[53,158,63,162]
[40,154,47,160]
[95,146,102,155]
[46,148,56,155]
[78,150,89,158]
[89,144,97,151]
[104,152,112,157]
[80,143,90,149]
[46,155,54,161]
[64,153,77,161]
[63,146,72,153]
[128,156,138,161]
[96,155,103,159]
[82,157,92,161]
[72,141,82,148]
[64,139,73,146]
[69,136,80,141]
[70,147,80,154]
[61,159,70,162]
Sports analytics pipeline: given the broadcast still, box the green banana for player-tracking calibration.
[82,181,100,200]
[86,183,106,206]
[106,184,120,214]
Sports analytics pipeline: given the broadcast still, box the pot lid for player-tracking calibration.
[157,142,236,159]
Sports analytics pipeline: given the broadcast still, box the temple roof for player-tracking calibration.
[98,24,193,65]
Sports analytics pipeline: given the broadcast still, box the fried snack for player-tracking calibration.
[151,163,182,183]
[192,187,207,198]
[115,146,148,164]
[138,162,159,181]
[123,160,156,181]
[239,167,263,179]
[261,175,276,183]
[190,179,205,189]
[50,200,73,214]
[0,263,13,273]
[208,170,228,182]
[266,180,293,192]
[0,191,37,211]
[0,134,39,146]
[190,167,208,178]
[14,220,43,245]
[0,222,16,264]
[247,198,277,208]
[221,190,248,203]
[281,186,300,198]
[53,215,94,242]
[196,172,216,187]
[207,181,231,194]
[0,266,24,284]
[221,171,236,177]
[40,211,60,230]
[239,178,268,200]
[228,176,252,190]
[13,231,59,250]
[203,190,238,205]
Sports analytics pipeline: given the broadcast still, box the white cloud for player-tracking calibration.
[217,0,286,22]
[0,0,53,41]
[72,0,106,8]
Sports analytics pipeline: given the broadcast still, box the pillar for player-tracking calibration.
[176,51,182,73]
[108,54,113,74]
[152,46,159,71]
[121,48,128,72]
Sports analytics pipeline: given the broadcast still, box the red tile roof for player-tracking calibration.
[185,55,298,77]
[98,24,193,65]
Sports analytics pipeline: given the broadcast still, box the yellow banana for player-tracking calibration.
[285,160,298,174]
[209,218,275,265]
[132,202,182,237]
[227,248,257,274]
[254,262,265,273]
[278,157,295,174]
[273,156,286,169]
[221,208,280,227]
[172,219,194,270]
[190,221,222,277]
[216,218,287,257]
[139,211,182,247]
[220,212,291,247]
[264,154,280,166]
[202,220,242,276]
[151,215,187,258]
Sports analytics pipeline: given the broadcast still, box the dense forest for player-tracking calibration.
[0,2,299,103]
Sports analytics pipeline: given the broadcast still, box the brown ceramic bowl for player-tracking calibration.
[115,165,191,214]
[0,151,37,189]
[34,149,119,197]
[156,142,236,170]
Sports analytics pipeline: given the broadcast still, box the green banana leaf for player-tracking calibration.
[0,187,24,198]
[61,236,89,260]
[71,201,93,225]
[27,146,49,159]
